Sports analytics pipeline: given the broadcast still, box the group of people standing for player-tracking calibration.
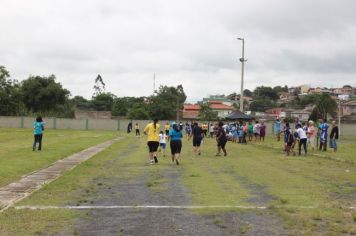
[279,118,339,156]
[143,119,228,165]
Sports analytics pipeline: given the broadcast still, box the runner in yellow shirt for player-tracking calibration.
[144,119,160,164]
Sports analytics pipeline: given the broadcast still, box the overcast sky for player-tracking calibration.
[1,0,356,102]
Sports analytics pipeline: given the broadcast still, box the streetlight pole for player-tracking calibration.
[237,37,246,112]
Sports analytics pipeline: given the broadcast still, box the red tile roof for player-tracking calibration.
[183,103,234,111]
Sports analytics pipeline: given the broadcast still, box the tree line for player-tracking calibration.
[0,66,186,120]
[1,65,337,120]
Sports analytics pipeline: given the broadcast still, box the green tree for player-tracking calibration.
[148,85,186,120]
[91,92,116,111]
[112,97,146,116]
[127,103,150,120]
[20,75,70,113]
[243,89,253,97]
[249,98,276,112]
[71,96,92,110]
[273,85,288,94]
[0,66,22,115]
[253,86,279,100]
[310,93,337,120]
[198,102,218,120]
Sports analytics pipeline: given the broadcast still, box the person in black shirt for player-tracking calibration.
[329,121,339,152]
[189,122,204,156]
[216,121,227,157]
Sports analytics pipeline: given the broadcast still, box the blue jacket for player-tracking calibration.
[34,122,45,135]
[169,128,182,141]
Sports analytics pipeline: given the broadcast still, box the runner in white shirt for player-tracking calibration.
[158,131,167,157]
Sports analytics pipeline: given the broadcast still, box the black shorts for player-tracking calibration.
[165,130,169,135]
[193,137,202,147]
[147,141,159,152]
[170,140,182,155]
[218,139,227,149]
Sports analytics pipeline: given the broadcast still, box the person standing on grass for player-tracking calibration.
[307,120,317,152]
[275,118,281,141]
[127,121,132,133]
[185,122,192,139]
[209,123,215,138]
[283,122,290,153]
[296,124,308,156]
[158,131,167,157]
[144,118,160,164]
[285,125,294,156]
[135,123,140,137]
[319,118,329,151]
[189,122,204,156]
[329,121,339,152]
[247,121,254,141]
[216,121,228,157]
[260,121,266,142]
[168,122,183,165]
[253,121,261,141]
[242,122,248,144]
[33,116,45,151]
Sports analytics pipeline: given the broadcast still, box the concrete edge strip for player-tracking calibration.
[0,137,122,213]
[13,205,356,210]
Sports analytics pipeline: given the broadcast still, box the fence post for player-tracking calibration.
[53,117,57,129]
[117,119,120,131]
[85,119,89,130]
[20,116,24,128]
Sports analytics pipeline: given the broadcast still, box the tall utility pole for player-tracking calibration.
[237,37,247,112]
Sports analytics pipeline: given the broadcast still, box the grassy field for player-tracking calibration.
[0,130,355,235]
[0,128,119,187]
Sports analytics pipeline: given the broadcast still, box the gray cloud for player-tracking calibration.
[1,0,355,102]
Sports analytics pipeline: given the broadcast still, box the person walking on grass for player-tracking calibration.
[296,124,308,156]
[33,116,45,151]
[329,121,339,152]
[135,123,140,137]
[216,121,227,157]
[168,122,183,165]
[158,131,167,157]
[189,122,204,156]
[144,118,160,164]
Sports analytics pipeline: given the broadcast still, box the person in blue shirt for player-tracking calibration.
[168,122,183,165]
[318,118,329,151]
[275,118,281,141]
[33,116,45,151]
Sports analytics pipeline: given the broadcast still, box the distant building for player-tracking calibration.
[341,100,356,116]
[183,101,234,120]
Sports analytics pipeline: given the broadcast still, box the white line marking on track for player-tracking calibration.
[14,205,356,210]
[15,205,268,210]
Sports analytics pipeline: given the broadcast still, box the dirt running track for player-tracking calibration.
[69,143,288,236]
